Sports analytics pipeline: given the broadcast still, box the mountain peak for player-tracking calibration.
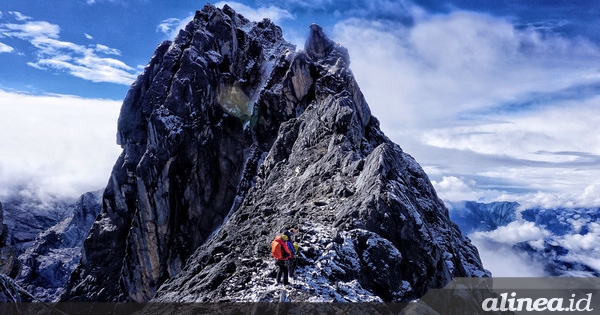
[305,23,350,67]
[305,24,334,58]
[62,4,488,303]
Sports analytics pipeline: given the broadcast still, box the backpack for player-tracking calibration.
[271,236,290,260]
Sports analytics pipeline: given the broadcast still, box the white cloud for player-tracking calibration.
[157,17,182,35]
[94,44,121,55]
[1,20,60,40]
[469,221,551,276]
[472,221,551,245]
[559,222,600,251]
[0,90,122,200]
[84,33,94,40]
[580,184,600,207]
[420,96,600,163]
[8,11,32,21]
[470,239,546,277]
[335,12,600,130]
[0,17,139,85]
[0,42,13,53]
[469,215,600,277]
[432,176,485,202]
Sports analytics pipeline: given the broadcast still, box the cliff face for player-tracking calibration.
[62,4,489,303]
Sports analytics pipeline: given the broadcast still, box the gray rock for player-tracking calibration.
[1,196,72,254]
[16,190,102,302]
[0,274,33,303]
[153,20,488,302]
[62,4,489,303]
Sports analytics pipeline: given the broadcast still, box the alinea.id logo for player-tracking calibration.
[418,278,600,314]
[482,292,593,312]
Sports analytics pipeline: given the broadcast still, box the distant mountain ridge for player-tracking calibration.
[0,191,102,302]
[447,201,518,235]
[448,201,600,277]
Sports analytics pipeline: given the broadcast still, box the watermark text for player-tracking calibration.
[482,292,593,312]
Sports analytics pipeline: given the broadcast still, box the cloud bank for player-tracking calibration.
[466,208,600,277]
[0,90,122,201]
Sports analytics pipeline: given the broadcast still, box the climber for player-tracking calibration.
[271,234,291,285]
[283,229,298,278]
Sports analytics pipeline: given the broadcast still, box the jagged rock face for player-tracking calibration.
[63,4,489,303]
[153,16,488,303]
[16,191,102,302]
[63,4,296,302]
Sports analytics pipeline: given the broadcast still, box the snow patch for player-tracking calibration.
[205,50,222,64]
[97,216,118,232]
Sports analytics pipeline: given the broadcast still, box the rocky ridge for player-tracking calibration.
[1,196,72,254]
[62,4,490,303]
[1,195,75,281]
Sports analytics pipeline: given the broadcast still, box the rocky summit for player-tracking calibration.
[62,4,489,304]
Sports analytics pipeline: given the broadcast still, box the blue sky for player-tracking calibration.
[1,0,600,211]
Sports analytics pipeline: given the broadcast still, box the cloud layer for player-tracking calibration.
[0,90,122,201]
[466,207,600,277]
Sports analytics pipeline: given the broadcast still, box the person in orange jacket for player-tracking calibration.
[271,234,291,285]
